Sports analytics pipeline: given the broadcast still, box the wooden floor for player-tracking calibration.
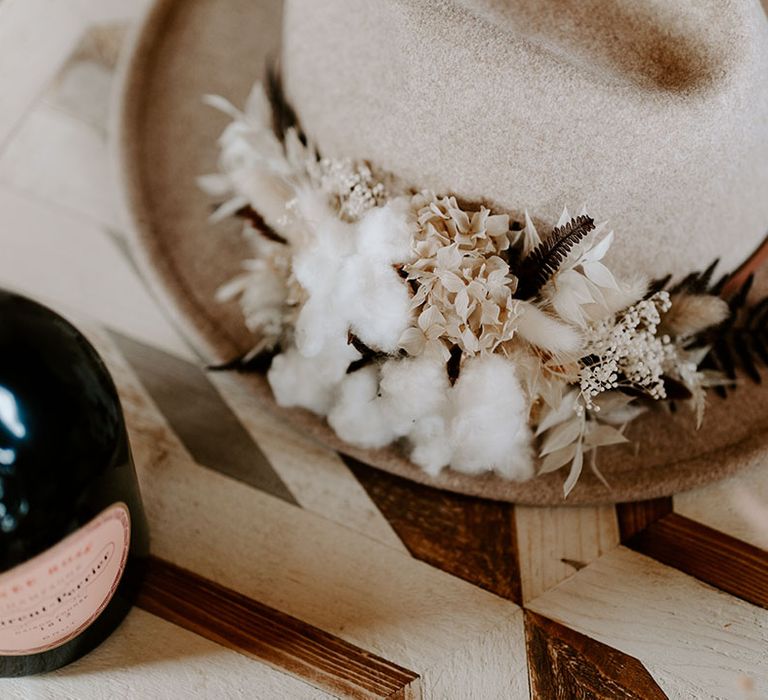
[1,1,767,698]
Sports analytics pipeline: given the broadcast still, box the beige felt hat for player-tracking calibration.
[114,0,768,505]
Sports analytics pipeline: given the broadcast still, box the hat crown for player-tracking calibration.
[282,0,768,278]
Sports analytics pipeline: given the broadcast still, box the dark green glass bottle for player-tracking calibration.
[0,290,149,676]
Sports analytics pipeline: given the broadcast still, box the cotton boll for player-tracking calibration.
[292,188,356,294]
[338,256,413,353]
[378,349,451,435]
[515,302,583,358]
[328,367,398,449]
[448,355,534,480]
[356,197,415,265]
[267,348,335,414]
[294,296,350,357]
[291,188,359,356]
[409,415,453,476]
[268,337,360,414]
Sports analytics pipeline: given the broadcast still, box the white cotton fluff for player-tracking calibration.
[327,367,399,448]
[267,337,360,415]
[447,355,534,480]
[338,258,413,353]
[356,198,415,265]
[292,188,357,357]
[334,200,416,353]
[293,196,415,355]
[409,414,453,476]
[378,349,451,435]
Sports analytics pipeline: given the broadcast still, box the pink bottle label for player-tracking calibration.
[0,503,130,655]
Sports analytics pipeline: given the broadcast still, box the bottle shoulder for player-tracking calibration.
[0,292,127,566]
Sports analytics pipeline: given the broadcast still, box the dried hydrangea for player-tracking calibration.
[580,291,673,408]
[401,192,521,356]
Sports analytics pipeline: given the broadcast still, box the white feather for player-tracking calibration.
[515,302,583,357]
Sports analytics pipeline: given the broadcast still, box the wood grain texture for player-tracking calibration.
[515,505,619,602]
[106,334,530,698]
[0,186,192,360]
[345,456,522,603]
[624,512,768,609]
[111,331,297,504]
[616,497,673,541]
[528,547,768,698]
[138,557,421,700]
[525,611,668,699]
[674,462,768,550]
[209,371,409,553]
[3,608,332,700]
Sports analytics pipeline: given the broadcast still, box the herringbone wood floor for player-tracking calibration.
[1,1,767,698]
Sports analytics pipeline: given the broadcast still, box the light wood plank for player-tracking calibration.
[0,609,332,700]
[675,462,768,550]
[69,0,152,25]
[209,372,410,553]
[527,547,768,699]
[0,186,194,361]
[515,504,619,601]
[0,103,116,227]
[0,0,84,150]
[88,329,529,697]
[138,557,421,699]
[3,609,332,700]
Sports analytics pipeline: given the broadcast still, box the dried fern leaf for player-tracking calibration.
[692,275,768,395]
[514,215,595,299]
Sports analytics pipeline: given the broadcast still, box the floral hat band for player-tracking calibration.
[198,71,768,497]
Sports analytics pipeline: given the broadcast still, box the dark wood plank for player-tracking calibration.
[524,611,668,699]
[110,331,297,504]
[137,556,421,700]
[624,513,768,610]
[616,498,673,542]
[344,456,522,603]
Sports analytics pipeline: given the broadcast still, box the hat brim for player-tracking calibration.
[113,0,768,505]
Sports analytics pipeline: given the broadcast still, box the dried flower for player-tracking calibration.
[580,291,673,407]
[403,192,520,356]
[201,81,755,494]
[308,157,389,221]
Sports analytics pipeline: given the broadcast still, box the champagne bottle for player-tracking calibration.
[0,290,149,676]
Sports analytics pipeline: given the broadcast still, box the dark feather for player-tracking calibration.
[265,63,305,144]
[235,205,288,244]
[651,258,721,298]
[691,275,768,395]
[645,274,672,298]
[514,215,595,299]
[661,375,693,401]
